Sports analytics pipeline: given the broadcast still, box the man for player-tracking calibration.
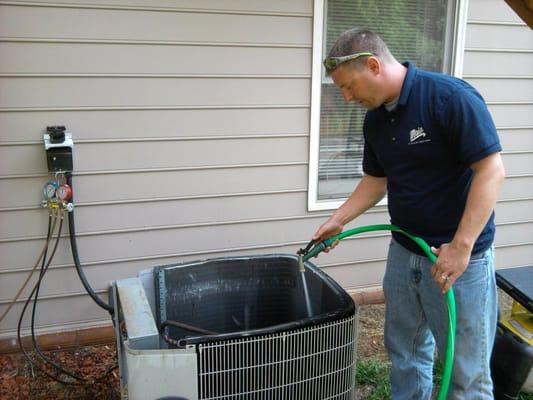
[313,30,505,399]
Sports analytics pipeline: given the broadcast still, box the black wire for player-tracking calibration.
[17,215,84,386]
[16,172,119,386]
[30,215,86,382]
[18,213,119,386]
[0,218,57,325]
[96,363,119,381]
[66,173,114,314]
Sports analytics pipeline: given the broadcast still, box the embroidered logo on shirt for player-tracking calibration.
[409,127,431,145]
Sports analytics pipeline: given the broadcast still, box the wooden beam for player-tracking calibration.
[505,0,533,28]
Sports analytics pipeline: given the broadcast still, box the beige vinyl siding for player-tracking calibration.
[1,0,532,339]
[1,136,310,176]
[0,0,315,337]
[464,0,533,273]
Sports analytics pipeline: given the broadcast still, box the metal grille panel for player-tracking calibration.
[197,315,357,400]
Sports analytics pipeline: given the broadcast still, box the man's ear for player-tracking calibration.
[367,56,381,75]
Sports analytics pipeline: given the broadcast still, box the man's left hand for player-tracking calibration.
[430,242,471,293]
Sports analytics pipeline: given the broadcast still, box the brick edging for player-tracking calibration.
[0,325,115,355]
[348,288,385,306]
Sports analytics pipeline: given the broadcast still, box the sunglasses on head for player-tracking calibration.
[323,52,373,73]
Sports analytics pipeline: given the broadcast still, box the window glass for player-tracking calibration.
[318,0,452,200]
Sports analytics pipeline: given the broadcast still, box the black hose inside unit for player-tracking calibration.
[161,320,218,336]
[160,320,218,347]
[66,173,114,314]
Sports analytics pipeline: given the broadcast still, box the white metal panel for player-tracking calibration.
[124,344,198,400]
[115,278,158,345]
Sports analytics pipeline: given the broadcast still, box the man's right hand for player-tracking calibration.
[312,217,344,252]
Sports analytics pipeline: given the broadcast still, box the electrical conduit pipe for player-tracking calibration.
[302,224,456,400]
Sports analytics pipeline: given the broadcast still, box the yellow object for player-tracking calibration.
[501,301,533,346]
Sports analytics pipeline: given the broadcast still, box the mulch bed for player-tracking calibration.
[0,344,119,399]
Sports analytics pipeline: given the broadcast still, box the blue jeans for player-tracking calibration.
[383,239,497,399]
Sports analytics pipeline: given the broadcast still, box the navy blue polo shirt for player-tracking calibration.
[363,62,501,255]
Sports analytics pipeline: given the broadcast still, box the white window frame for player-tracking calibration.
[307,0,469,211]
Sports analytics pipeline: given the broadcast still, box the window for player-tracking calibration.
[308,0,466,210]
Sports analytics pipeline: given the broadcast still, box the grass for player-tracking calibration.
[519,391,533,400]
[355,358,533,400]
[355,359,391,400]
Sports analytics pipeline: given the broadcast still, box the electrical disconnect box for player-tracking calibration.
[44,126,73,172]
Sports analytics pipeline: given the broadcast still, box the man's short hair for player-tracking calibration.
[327,29,395,71]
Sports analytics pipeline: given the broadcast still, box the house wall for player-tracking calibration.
[463,0,533,273]
[0,0,318,338]
[0,0,532,338]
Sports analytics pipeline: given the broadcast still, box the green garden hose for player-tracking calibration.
[302,224,456,400]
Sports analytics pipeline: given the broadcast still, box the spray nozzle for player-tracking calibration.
[297,240,317,273]
[297,254,304,273]
[297,240,316,257]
